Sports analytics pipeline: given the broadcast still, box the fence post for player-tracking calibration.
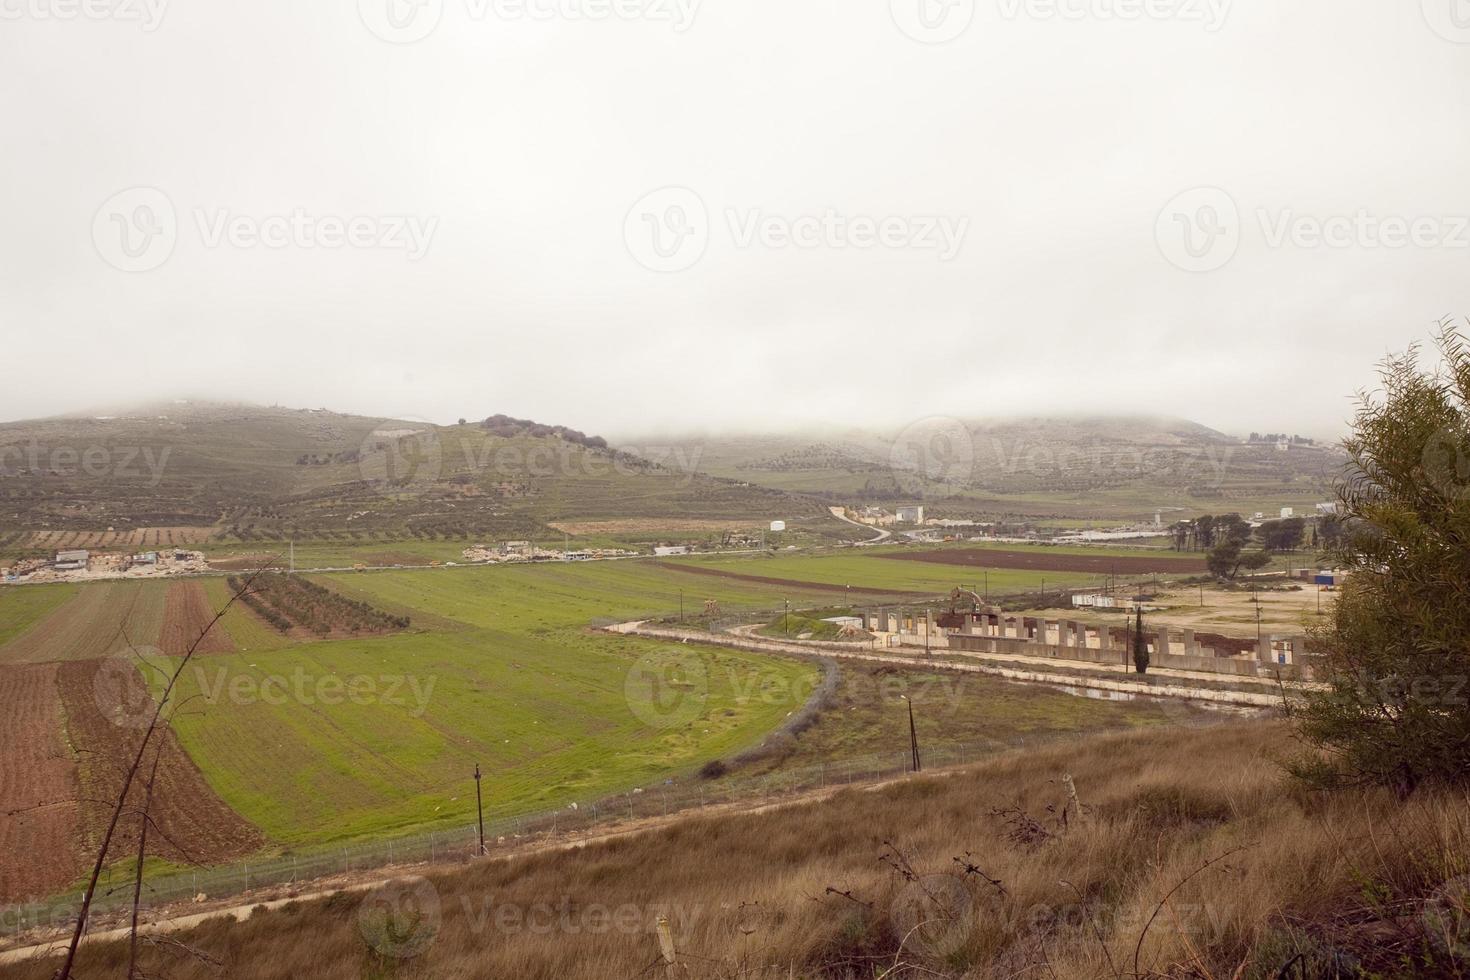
[656,914,678,978]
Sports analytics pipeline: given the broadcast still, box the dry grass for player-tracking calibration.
[14,720,1470,979]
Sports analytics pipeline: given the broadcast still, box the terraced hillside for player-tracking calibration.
[0,402,827,558]
[627,416,1343,521]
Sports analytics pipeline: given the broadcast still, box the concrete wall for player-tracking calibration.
[947,632,1310,680]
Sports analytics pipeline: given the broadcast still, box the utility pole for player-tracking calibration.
[679,590,684,624]
[783,597,790,636]
[902,695,921,772]
[474,764,485,857]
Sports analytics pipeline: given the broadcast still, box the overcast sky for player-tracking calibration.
[2,0,1467,439]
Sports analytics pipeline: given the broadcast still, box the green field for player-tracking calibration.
[0,582,77,648]
[663,547,1116,596]
[157,562,851,847]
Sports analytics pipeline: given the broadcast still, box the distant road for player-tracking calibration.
[828,506,892,544]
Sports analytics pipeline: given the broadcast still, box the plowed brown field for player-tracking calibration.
[56,660,267,876]
[0,663,83,903]
[880,547,1207,575]
[160,582,235,656]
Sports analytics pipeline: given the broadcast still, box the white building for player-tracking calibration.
[653,546,690,557]
[896,505,925,524]
[769,521,786,532]
[54,549,90,571]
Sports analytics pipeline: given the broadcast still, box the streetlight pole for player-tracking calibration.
[784,597,790,636]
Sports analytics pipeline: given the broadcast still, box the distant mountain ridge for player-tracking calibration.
[617,415,1341,521]
[0,401,818,550]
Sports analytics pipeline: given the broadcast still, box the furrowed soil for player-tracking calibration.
[0,663,83,904]
[55,660,266,875]
[0,582,167,666]
[159,582,236,656]
[881,547,1207,575]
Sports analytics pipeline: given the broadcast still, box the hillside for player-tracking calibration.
[0,402,823,556]
[622,416,1345,522]
[13,720,1466,979]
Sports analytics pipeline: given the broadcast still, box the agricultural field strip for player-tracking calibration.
[143,561,838,849]
[661,551,1115,596]
[0,581,168,666]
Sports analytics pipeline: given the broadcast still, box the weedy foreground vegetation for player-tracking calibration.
[16,721,1470,979]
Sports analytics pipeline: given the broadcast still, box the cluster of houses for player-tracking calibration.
[460,542,642,565]
[3,548,210,584]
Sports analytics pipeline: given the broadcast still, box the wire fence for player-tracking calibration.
[0,726,1125,940]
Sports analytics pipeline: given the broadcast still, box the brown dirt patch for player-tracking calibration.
[160,582,236,657]
[881,548,1207,575]
[0,663,83,904]
[653,561,931,598]
[56,660,267,874]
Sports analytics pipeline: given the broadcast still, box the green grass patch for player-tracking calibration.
[0,582,79,649]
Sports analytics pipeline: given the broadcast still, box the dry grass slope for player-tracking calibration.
[15,720,1470,979]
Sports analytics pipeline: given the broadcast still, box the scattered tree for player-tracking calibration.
[1132,607,1149,674]
[1293,325,1470,794]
